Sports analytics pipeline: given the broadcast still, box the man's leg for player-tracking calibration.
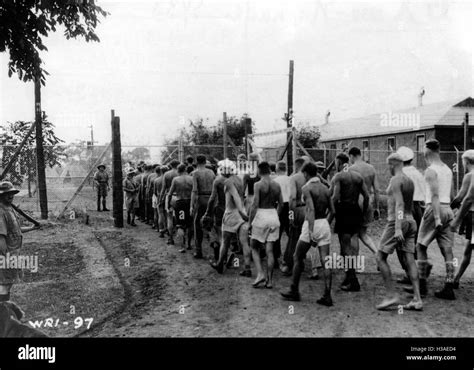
[454,241,473,287]
[280,240,312,301]
[404,252,423,310]
[167,209,175,245]
[265,241,275,288]
[317,244,333,306]
[338,233,352,287]
[211,231,232,273]
[434,241,456,300]
[415,243,429,296]
[376,251,400,309]
[193,201,205,257]
[251,239,266,286]
[238,223,252,277]
[97,190,101,212]
[308,247,322,279]
[358,227,377,254]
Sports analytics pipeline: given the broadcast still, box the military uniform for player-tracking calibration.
[94,166,109,211]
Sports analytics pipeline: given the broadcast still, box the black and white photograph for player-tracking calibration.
[0,0,472,367]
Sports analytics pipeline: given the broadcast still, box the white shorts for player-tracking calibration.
[152,194,158,209]
[299,219,331,246]
[251,208,280,243]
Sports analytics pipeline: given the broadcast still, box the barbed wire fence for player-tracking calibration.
[0,142,466,219]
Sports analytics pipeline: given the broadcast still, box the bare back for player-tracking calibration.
[256,178,281,209]
[172,175,193,200]
[304,181,331,219]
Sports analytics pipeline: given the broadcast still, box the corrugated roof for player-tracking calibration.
[319,97,474,142]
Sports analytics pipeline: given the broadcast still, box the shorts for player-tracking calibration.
[299,219,331,246]
[379,219,417,254]
[174,199,192,228]
[125,195,139,211]
[222,208,246,234]
[460,211,474,244]
[335,202,363,235]
[251,208,280,243]
[152,194,158,209]
[97,185,108,197]
[289,205,305,228]
[417,204,454,249]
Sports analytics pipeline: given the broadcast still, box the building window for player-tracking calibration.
[416,134,425,153]
[362,140,369,161]
[387,137,396,151]
[330,144,336,150]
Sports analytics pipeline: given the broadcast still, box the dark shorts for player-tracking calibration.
[379,219,417,254]
[335,202,363,235]
[289,205,305,228]
[214,205,225,227]
[460,211,474,243]
[174,199,192,228]
[97,184,108,197]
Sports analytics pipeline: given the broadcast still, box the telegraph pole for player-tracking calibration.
[35,78,48,219]
[111,110,124,228]
[287,60,294,174]
[223,112,228,159]
[464,112,469,152]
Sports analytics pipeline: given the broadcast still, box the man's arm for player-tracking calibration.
[229,181,248,221]
[303,186,315,239]
[331,174,341,203]
[425,168,442,229]
[372,171,380,219]
[451,173,471,209]
[289,176,297,209]
[452,176,474,228]
[166,179,176,213]
[327,189,336,224]
[159,175,167,204]
[190,173,198,214]
[249,182,260,225]
[276,184,284,216]
[205,179,218,216]
[392,178,405,243]
[360,176,370,215]
[0,235,7,254]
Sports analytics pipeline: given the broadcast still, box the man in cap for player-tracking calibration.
[405,139,456,300]
[376,153,422,311]
[123,169,139,226]
[93,164,110,212]
[396,146,430,284]
[210,159,251,275]
[0,182,38,304]
[449,149,474,288]
[190,154,215,259]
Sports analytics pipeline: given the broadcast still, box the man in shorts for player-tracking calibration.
[376,153,422,311]
[332,152,369,292]
[93,164,110,212]
[154,166,167,237]
[281,162,335,305]
[0,182,37,304]
[273,160,291,266]
[249,161,283,289]
[210,160,251,275]
[123,168,139,226]
[449,150,474,289]
[405,139,455,300]
[348,147,380,254]
[190,154,215,259]
[167,164,193,253]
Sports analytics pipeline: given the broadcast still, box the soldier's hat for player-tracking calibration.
[97,164,106,170]
[0,182,20,195]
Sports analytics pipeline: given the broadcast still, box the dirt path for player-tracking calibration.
[83,215,473,337]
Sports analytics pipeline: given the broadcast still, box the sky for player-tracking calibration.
[1,0,472,151]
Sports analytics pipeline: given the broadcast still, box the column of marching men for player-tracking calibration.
[122,140,474,310]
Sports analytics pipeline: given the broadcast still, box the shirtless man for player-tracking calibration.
[203,170,226,261]
[449,150,474,288]
[243,152,261,215]
[134,163,145,222]
[210,160,251,275]
[376,153,422,311]
[348,147,380,254]
[281,162,335,305]
[190,154,215,259]
[141,165,154,224]
[273,161,291,265]
[146,164,159,228]
[159,160,180,245]
[167,164,193,253]
[281,157,307,276]
[332,152,369,292]
[405,139,455,300]
[249,161,283,289]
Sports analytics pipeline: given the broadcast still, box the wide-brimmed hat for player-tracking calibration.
[126,168,136,176]
[0,182,20,195]
[97,164,106,170]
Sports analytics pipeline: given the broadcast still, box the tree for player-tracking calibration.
[122,147,151,165]
[295,124,321,149]
[161,116,252,163]
[1,116,66,195]
[0,0,108,84]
